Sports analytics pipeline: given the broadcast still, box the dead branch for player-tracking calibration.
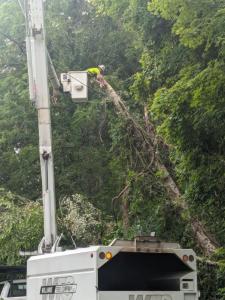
[112,184,130,207]
[98,98,107,144]
[104,80,218,256]
[0,30,25,55]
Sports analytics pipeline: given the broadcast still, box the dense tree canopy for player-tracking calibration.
[0,0,225,298]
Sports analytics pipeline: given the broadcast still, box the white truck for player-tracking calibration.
[27,238,199,300]
[0,238,199,300]
[19,1,200,300]
[0,279,26,300]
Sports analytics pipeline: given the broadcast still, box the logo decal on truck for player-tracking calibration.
[129,295,172,300]
[40,276,77,300]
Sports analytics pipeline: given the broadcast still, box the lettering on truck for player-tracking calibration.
[129,296,172,300]
[40,276,77,300]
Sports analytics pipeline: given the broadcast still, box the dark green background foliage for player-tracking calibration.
[0,0,225,298]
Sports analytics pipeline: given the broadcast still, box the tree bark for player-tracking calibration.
[104,81,218,256]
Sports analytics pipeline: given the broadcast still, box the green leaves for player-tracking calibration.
[149,0,225,51]
[59,194,104,246]
[0,189,43,264]
[0,1,224,296]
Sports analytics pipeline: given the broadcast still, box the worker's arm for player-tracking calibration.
[96,73,107,88]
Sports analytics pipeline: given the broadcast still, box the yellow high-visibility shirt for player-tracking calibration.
[86,67,100,76]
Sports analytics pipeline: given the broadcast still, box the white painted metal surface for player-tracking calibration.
[25,0,57,251]
[27,245,199,300]
[25,1,35,103]
[69,71,88,101]
[98,291,194,300]
[61,72,88,102]
[60,73,71,93]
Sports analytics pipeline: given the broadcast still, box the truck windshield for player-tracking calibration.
[98,252,192,291]
[8,283,26,297]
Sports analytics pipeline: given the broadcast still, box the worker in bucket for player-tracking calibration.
[87,65,106,88]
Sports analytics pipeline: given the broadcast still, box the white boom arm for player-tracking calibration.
[25,0,57,252]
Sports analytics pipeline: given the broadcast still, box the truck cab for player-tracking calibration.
[0,279,26,300]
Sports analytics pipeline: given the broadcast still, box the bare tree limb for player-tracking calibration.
[0,30,25,55]
[104,80,218,256]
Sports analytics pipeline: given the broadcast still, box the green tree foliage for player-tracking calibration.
[147,0,225,246]
[59,194,104,245]
[0,189,43,264]
[0,0,225,297]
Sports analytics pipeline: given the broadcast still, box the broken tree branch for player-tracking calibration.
[104,80,218,256]
[0,30,25,55]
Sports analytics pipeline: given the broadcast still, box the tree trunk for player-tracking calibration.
[104,81,218,256]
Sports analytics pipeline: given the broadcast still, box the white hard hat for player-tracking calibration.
[98,65,105,72]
